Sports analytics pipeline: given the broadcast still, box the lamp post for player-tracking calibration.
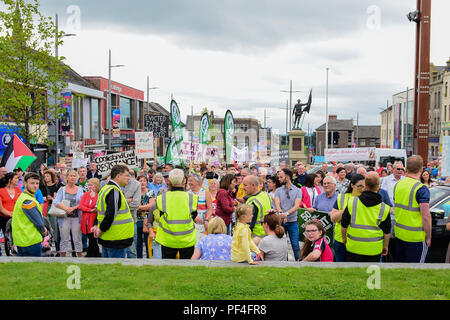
[325,67,329,153]
[107,49,125,151]
[54,13,76,164]
[146,75,159,115]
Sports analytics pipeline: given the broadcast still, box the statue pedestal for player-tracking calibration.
[288,129,307,167]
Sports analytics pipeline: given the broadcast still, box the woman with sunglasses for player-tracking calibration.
[328,173,365,262]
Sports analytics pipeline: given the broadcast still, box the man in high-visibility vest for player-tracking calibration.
[341,173,391,262]
[12,173,47,257]
[154,168,201,259]
[393,155,431,263]
[92,164,135,258]
[245,175,274,241]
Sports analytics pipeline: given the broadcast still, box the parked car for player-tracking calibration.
[427,185,450,263]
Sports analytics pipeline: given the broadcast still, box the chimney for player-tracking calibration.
[328,115,337,121]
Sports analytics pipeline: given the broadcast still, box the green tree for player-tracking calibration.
[0,0,68,147]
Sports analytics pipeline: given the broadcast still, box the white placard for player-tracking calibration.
[324,147,376,162]
[135,132,154,159]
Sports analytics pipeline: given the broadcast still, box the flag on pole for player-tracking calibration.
[303,89,312,114]
[165,138,181,167]
[0,134,37,172]
[199,111,210,145]
[224,110,235,165]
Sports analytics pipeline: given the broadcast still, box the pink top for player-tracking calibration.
[313,238,333,262]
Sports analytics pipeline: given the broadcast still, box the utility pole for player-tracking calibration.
[325,67,329,152]
[281,80,301,132]
[410,0,431,163]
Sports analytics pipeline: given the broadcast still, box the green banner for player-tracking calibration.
[170,99,183,145]
[165,138,181,167]
[199,111,210,145]
[224,110,234,165]
[297,208,334,248]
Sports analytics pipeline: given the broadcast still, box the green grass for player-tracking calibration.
[0,262,448,300]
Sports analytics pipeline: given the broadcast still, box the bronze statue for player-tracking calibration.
[292,89,312,129]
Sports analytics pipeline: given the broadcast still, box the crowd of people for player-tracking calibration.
[0,154,449,264]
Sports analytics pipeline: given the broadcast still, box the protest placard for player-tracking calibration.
[178,141,203,162]
[135,132,154,159]
[144,114,169,138]
[297,208,334,248]
[94,149,138,174]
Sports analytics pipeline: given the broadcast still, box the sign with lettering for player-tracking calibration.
[135,132,154,159]
[179,141,203,162]
[94,150,138,174]
[144,114,170,138]
[297,208,334,248]
[324,147,376,162]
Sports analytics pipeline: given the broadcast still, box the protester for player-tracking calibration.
[87,162,102,179]
[267,175,281,209]
[231,204,264,265]
[215,174,237,235]
[13,168,24,188]
[309,176,338,214]
[274,168,302,261]
[77,167,89,192]
[0,172,21,256]
[341,174,391,262]
[78,178,101,257]
[154,169,201,259]
[188,173,213,242]
[393,155,431,263]
[191,216,232,260]
[236,168,250,203]
[208,178,219,216]
[300,173,321,209]
[54,170,84,257]
[257,212,288,261]
[11,173,47,257]
[243,175,272,239]
[148,172,167,196]
[92,164,135,258]
[336,167,350,194]
[316,170,326,193]
[329,173,365,262]
[299,220,333,262]
[137,175,155,259]
[293,163,307,188]
[420,169,436,188]
[380,161,405,206]
[122,168,141,259]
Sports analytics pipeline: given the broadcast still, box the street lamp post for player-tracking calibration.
[146,75,159,115]
[54,13,76,164]
[107,49,125,151]
[325,67,329,153]
[281,80,302,132]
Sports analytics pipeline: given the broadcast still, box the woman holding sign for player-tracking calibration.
[299,220,333,262]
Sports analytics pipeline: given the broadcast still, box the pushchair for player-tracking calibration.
[5,216,54,257]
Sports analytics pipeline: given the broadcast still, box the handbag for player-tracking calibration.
[48,187,69,217]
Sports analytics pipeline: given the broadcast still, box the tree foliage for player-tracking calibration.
[0,0,68,146]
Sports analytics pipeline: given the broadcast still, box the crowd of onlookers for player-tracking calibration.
[0,156,448,263]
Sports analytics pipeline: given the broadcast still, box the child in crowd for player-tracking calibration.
[299,220,333,262]
[231,204,264,265]
[258,213,288,261]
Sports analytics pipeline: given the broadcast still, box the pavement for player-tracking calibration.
[1,256,449,269]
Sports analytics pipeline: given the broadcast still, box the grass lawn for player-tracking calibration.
[0,262,448,300]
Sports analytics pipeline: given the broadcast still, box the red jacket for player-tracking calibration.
[215,188,235,226]
[300,186,322,208]
[78,192,98,235]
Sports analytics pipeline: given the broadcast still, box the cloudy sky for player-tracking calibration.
[34,0,450,135]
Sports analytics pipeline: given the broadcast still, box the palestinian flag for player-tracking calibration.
[0,134,37,172]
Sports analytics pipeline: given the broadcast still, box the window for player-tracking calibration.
[136,101,143,130]
[360,139,366,146]
[119,96,132,129]
[91,98,100,140]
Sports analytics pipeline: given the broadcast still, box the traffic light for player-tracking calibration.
[333,132,339,145]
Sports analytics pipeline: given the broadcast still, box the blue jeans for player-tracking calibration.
[395,238,429,263]
[136,221,149,259]
[102,246,127,258]
[17,243,42,257]
[283,221,300,261]
[126,223,137,259]
[333,240,347,262]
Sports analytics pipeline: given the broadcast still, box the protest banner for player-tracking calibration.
[112,106,120,138]
[231,145,248,163]
[144,114,169,138]
[94,149,138,174]
[178,141,203,162]
[204,146,219,164]
[135,132,154,159]
[199,111,210,145]
[297,208,334,248]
